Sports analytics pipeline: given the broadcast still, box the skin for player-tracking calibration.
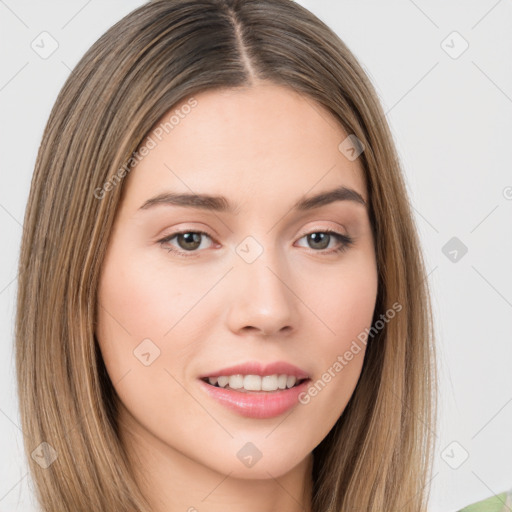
[96,82,378,512]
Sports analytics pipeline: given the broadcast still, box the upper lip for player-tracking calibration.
[199,361,310,380]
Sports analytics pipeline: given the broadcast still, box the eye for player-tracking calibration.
[158,230,215,258]
[295,229,354,255]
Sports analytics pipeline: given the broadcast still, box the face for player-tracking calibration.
[96,82,378,481]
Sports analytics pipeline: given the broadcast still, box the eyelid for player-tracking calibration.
[158,229,218,253]
[156,224,218,244]
[296,222,348,239]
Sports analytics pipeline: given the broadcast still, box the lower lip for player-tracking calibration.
[198,379,310,419]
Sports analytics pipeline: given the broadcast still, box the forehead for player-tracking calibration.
[120,82,367,213]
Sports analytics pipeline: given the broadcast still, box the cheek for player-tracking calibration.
[308,248,378,352]
[95,247,204,428]
[320,269,377,343]
[96,246,169,386]
[96,246,213,357]
[95,244,227,421]
[297,253,377,425]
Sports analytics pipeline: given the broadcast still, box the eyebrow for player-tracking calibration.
[138,185,367,214]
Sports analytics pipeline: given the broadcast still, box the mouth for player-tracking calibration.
[200,375,311,393]
[197,373,312,419]
[197,361,311,418]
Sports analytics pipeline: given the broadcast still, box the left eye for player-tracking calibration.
[158,229,353,257]
[296,230,353,252]
[159,231,214,254]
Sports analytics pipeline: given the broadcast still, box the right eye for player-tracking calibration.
[158,230,216,258]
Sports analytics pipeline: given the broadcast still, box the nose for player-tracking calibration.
[225,248,299,338]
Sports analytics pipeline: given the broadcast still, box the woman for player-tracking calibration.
[16,0,438,510]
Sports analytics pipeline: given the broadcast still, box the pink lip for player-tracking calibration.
[198,378,311,419]
[199,361,309,380]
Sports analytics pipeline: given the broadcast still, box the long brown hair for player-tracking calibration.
[16,0,437,510]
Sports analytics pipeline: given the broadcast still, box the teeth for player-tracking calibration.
[207,374,301,391]
[229,374,244,389]
[244,375,261,391]
[217,376,229,388]
[261,375,277,391]
[286,375,297,388]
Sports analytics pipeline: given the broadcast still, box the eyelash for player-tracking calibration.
[158,228,354,258]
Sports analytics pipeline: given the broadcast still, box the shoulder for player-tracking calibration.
[456,488,512,512]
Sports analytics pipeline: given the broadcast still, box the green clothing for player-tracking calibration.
[457,488,512,512]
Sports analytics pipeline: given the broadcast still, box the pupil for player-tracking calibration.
[178,232,201,250]
[309,232,329,250]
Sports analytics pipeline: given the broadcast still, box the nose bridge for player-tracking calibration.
[227,234,298,335]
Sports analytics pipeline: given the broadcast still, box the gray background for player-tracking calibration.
[1,1,511,510]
